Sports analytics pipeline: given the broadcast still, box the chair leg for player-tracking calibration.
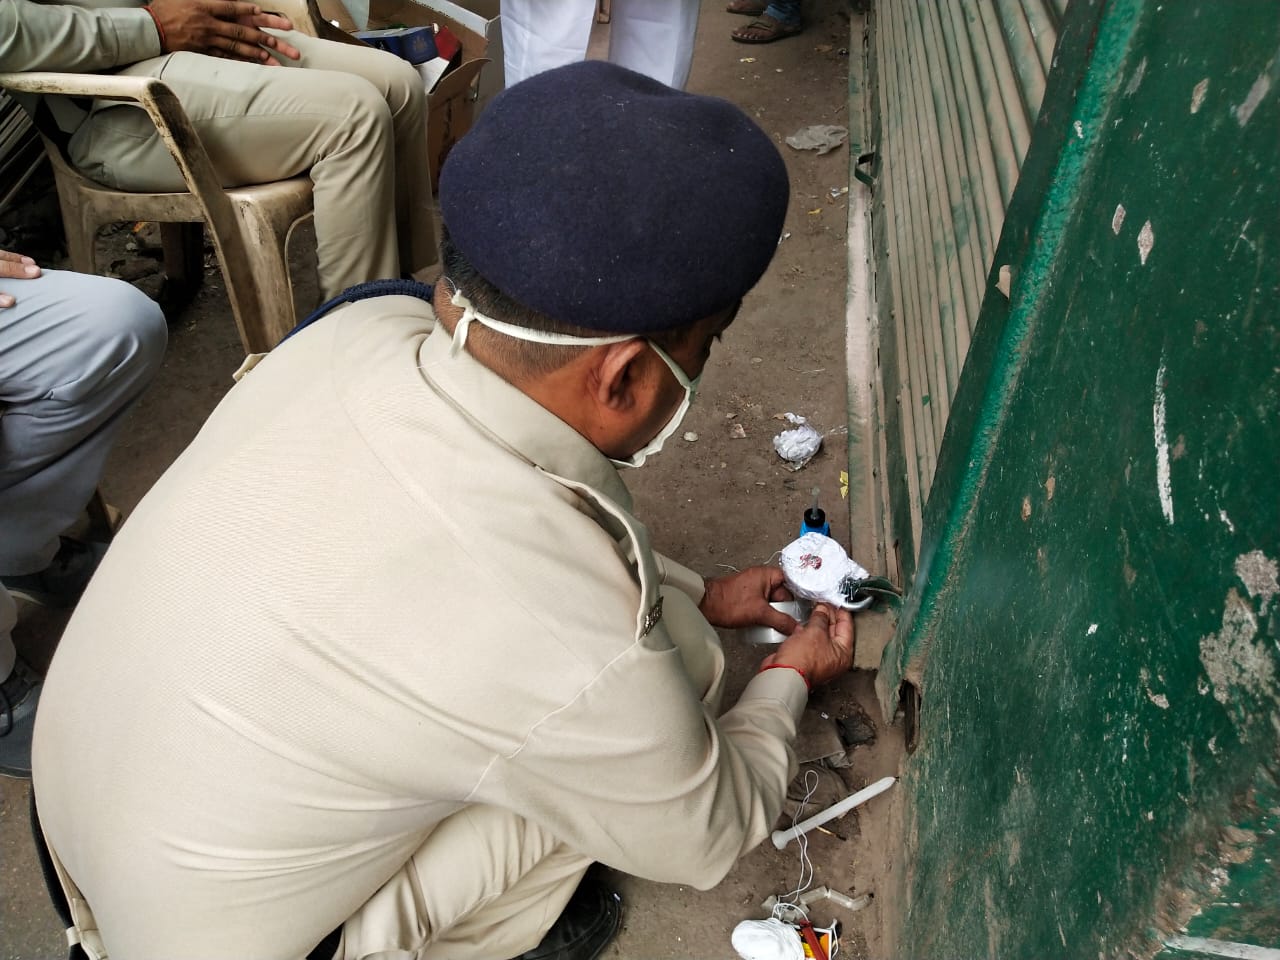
[44,173,97,275]
[158,222,205,318]
[160,222,204,287]
[62,200,100,275]
[228,204,301,352]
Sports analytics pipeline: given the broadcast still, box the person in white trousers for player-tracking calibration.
[502,0,701,89]
[0,252,166,777]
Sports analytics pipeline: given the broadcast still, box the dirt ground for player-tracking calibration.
[0,2,905,957]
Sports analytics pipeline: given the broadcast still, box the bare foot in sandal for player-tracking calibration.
[726,0,767,14]
[731,14,804,44]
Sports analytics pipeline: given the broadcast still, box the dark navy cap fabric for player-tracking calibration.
[438,60,790,334]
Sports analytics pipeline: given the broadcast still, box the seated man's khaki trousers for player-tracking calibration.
[66,31,437,300]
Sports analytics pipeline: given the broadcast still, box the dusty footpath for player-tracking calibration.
[0,2,905,957]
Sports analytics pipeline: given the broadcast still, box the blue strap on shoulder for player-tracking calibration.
[280,278,436,344]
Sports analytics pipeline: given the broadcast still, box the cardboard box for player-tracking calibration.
[353,25,438,64]
[318,0,490,189]
[423,0,501,117]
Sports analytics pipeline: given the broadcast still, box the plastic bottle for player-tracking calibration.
[800,486,831,538]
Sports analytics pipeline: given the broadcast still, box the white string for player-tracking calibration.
[772,769,820,921]
[445,282,634,356]
[828,925,840,958]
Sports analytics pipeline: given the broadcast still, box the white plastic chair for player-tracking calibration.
[0,0,333,353]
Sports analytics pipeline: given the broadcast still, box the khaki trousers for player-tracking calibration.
[67,31,438,299]
[44,804,589,960]
[340,805,591,960]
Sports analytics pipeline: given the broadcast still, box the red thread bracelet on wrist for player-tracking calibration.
[758,663,811,692]
[142,5,167,51]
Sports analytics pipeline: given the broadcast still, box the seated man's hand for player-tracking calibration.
[699,566,797,634]
[761,603,855,688]
[0,250,41,308]
[148,0,302,63]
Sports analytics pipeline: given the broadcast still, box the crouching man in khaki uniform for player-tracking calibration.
[32,61,856,960]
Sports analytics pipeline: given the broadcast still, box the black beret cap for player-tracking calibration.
[438,60,790,334]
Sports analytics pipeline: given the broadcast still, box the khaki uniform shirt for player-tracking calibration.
[0,0,155,74]
[33,297,808,958]
[0,0,158,134]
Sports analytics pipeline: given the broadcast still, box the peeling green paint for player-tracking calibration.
[870,0,1280,953]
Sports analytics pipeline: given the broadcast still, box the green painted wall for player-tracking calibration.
[876,0,1280,955]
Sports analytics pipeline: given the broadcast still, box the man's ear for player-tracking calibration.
[592,339,651,411]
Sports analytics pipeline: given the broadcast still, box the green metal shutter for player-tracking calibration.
[874,0,1280,951]
[868,0,1065,579]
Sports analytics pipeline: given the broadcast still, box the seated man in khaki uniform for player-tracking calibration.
[32,61,856,960]
[0,0,436,298]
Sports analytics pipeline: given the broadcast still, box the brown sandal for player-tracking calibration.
[726,0,767,15]
[731,14,804,44]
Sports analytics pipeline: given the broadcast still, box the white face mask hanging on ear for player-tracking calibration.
[619,339,701,469]
[447,284,700,469]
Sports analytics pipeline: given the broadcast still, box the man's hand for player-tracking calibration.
[699,566,797,634]
[147,0,302,63]
[0,251,41,308]
[761,603,855,688]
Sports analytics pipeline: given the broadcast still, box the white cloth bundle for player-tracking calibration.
[779,533,871,610]
[772,413,822,471]
[731,918,805,960]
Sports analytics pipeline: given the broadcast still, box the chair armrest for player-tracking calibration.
[0,70,259,330]
[0,71,227,212]
[0,70,160,101]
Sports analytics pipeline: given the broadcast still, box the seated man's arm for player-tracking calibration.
[0,0,161,73]
[0,0,299,73]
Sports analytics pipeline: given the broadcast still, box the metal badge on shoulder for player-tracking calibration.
[641,596,664,636]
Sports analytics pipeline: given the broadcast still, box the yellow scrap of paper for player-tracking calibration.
[840,470,849,499]
[808,208,822,216]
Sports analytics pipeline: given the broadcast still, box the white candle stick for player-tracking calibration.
[771,776,897,849]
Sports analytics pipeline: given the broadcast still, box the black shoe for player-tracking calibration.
[0,657,43,779]
[511,873,622,960]
[1,537,108,609]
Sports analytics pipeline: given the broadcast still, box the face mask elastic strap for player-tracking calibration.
[646,339,702,396]
[448,287,478,357]
[443,280,701,470]
[447,284,636,355]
